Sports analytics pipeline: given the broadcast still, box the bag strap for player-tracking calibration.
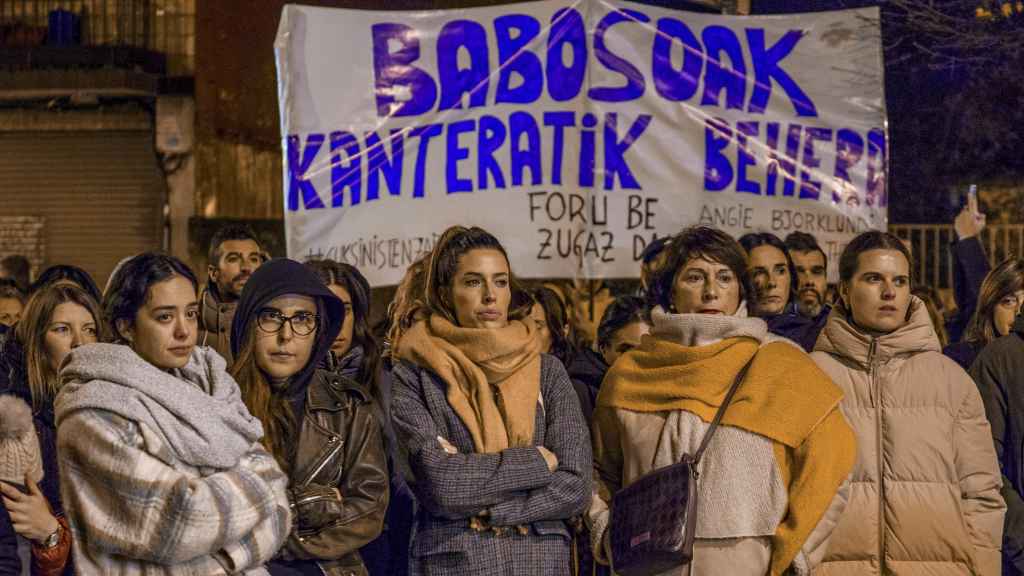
[692,355,755,466]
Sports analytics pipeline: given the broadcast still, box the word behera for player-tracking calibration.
[704,118,887,206]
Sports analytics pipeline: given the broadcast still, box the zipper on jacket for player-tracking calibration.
[868,338,885,572]
[299,435,344,489]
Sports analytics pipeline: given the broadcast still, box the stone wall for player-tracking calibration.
[0,215,46,278]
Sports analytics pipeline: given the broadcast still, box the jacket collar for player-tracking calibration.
[814,296,940,367]
[307,370,370,410]
[200,283,236,334]
[765,301,813,331]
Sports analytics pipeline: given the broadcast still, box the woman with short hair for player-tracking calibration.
[590,225,855,576]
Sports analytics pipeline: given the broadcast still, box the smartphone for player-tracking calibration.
[954,184,978,213]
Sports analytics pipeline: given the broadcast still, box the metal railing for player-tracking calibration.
[0,0,193,75]
[890,224,1024,290]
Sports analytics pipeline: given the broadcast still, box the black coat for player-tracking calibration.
[766,302,822,352]
[0,339,62,519]
[944,339,983,372]
[970,313,1024,575]
[0,503,19,576]
[0,327,17,576]
[0,331,72,576]
[948,236,991,344]
[565,348,608,424]
[361,360,415,576]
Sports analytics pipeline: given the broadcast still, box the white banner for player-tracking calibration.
[276,0,886,286]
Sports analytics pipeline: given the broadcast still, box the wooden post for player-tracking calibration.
[721,0,751,15]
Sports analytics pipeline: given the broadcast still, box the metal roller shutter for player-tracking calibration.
[0,129,164,289]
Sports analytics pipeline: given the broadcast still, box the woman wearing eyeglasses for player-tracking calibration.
[230,258,388,576]
[943,258,1024,371]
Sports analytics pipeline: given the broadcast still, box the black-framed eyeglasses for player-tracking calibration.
[256,308,320,336]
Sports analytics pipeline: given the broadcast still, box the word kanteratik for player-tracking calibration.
[285,111,652,211]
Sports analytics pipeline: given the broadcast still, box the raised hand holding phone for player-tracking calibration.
[954,185,986,240]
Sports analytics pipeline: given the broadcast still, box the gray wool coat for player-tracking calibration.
[391,354,592,576]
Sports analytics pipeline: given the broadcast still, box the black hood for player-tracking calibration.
[230,258,344,394]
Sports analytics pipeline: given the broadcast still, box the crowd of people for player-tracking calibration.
[0,197,1020,576]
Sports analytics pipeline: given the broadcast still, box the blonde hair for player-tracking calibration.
[14,281,103,410]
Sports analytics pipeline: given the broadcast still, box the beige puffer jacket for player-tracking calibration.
[810,297,1005,576]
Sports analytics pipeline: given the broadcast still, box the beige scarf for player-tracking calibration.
[396,314,542,453]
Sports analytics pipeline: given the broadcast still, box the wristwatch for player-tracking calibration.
[41,525,61,549]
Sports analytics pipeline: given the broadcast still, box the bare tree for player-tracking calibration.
[882,0,1023,71]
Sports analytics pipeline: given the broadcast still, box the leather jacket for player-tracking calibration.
[279,366,390,576]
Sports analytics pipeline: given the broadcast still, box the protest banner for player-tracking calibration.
[276,0,886,285]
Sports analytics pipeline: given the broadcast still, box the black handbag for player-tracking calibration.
[608,359,753,576]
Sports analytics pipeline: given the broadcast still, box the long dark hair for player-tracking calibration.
[306,259,381,390]
[530,286,575,365]
[738,232,798,304]
[102,253,198,343]
[965,258,1024,346]
[228,258,343,475]
[425,226,532,325]
[597,295,649,353]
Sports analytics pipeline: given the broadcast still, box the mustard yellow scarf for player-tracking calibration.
[598,336,841,448]
[396,314,542,453]
[598,335,856,575]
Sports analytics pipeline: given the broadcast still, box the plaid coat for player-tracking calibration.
[391,354,592,576]
[57,409,291,575]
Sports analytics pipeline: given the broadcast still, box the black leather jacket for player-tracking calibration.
[277,367,389,576]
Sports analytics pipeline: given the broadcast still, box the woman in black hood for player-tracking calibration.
[230,258,389,576]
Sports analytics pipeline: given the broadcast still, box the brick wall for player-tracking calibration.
[0,216,46,279]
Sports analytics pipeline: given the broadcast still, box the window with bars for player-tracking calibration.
[0,0,194,75]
